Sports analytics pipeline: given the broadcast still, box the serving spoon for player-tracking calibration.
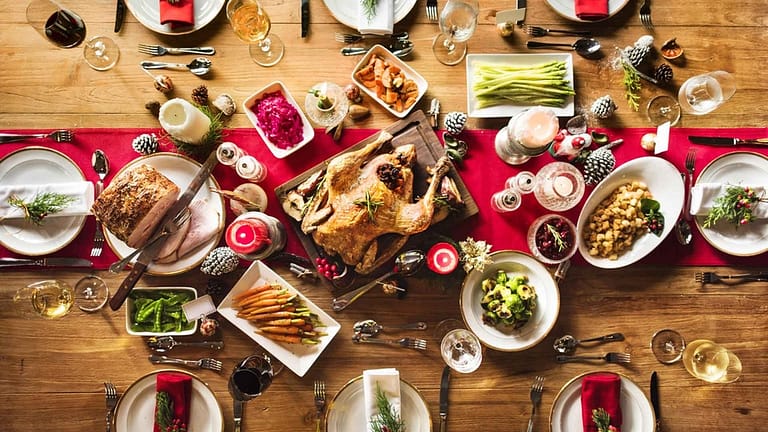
[353,319,427,336]
[526,37,602,58]
[553,332,625,354]
[140,57,212,76]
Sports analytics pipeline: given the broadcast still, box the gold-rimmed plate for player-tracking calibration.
[323,0,417,29]
[545,0,631,22]
[125,0,225,36]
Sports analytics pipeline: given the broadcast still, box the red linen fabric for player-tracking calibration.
[581,373,622,432]
[154,372,192,432]
[575,0,609,21]
[159,0,194,28]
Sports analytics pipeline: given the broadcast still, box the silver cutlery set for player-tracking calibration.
[138,44,216,77]
[351,319,428,351]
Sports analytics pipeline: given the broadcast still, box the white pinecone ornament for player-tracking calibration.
[623,35,654,67]
[201,247,240,276]
[583,146,616,185]
[131,133,159,155]
[444,111,467,136]
[590,95,618,119]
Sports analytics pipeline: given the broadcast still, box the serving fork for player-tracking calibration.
[524,25,591,37]
[313,380,326,432]
[352,334,428,350]
[695,271,768,284]
[683,148,696,220]
[104,381,118,432]
[426,0,438,22]
[555,352,631,364]
[138,43,215,56]
[0,129,73,144]
[526,376,544,432]
[639,0,653,30]
[149,354,223,372]
[109,208,191,273]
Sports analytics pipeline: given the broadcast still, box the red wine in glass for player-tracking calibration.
[44,9,86,48]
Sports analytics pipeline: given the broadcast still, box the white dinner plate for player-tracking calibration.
[460,250,560,352]
[576,157,684,269]
[325,376,432,432]
[113,370,223,432]
[549,372,655,432]
[217,261,341,377]
[103,152,224,276]
[466,53,575,118]
[694,152,768,256]
[322,0,417,29]
[545,0,631,22]
[125,0,225,36]
[0,147,86,256]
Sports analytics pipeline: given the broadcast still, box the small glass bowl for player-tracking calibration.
[527,214,577,265]
[304,82,349,128]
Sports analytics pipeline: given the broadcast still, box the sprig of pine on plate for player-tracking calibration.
[155,391,187,432]
[6,192,75,226]
[361,0,378,21]
[704,185,767,228]
[592,408,618,432]
[370,384,405,432]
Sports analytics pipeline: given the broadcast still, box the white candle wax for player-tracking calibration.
[158,98,211,144]
[512,107,559,150]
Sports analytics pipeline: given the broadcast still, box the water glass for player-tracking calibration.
[677,71,736,115]
[432,0,479,65]
[682,339,742,383]
[533,162,585,211]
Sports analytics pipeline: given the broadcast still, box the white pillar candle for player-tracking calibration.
[158,98,211,144]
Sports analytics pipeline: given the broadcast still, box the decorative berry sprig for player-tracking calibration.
[704,185,767,228]
[592,408,618,432]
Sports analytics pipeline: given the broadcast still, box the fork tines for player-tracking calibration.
[694,272,712,284]
[201,358,223,372]
[524,26,548,37]
[90,225,104,257]
[606,352,631,364]
[313,380,326,411]
[405,338,427,350]
[51,129,73,143]
[137,43,162,56]
[639,0,654,30]
[426,0,438,21]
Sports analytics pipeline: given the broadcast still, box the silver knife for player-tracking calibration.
[114,0,126,33]
[108,149,219,311]
[439,365,451,432]
[0,257,93,268]
[650,371,661,432]
[688,136,768,146]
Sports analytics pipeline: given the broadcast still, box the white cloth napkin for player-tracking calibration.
[0,182,94,220]
[689,183,768,218]
[363,368,402,432]
[357,0,394,35]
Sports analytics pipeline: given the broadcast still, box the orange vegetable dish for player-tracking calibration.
[354,54,419,113]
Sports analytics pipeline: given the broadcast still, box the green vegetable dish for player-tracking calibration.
[480,270,537,329]
[129,290,195,333]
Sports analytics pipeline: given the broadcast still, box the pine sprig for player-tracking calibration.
[621,59,641,111]
[361,0,378,22]
[155,391,174,430]
[704,185,767,228]
[354,190,384,223]
[591,408,617,432]
[370,384,405,432]
[169,104,225,158]
[6,192,75,226]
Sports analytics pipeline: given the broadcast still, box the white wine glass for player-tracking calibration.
[227,0,284,67]
[26,0,119,71]
[677,70,737,115]
[682,339,742,383]
[431,0,479,66]
[435,318,483,373]
[13,280,74,319]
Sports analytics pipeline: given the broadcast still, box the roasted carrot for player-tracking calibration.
[236,290,292,308]
[258,326,320,336]
[237,304,295,318]
[232,283,280,302]
[246,295,297,309]
[261,318,307,327]
[255,332,302,344]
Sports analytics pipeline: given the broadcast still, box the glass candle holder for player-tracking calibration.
[533,162,585,211]
[304,82,349,128]
[495,107,559,165]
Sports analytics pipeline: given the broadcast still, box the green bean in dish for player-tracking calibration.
[471,61,574,108]
[129,290,194,333]
[480,270,537,329]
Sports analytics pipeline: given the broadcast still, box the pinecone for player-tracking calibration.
[131,133,159,155]
[590,95,618,119]
[583,147,616,185]
[191,85,209,106]
[200,247,240,276]
[444,111,467,136]
[145,101,162,117]
[654,64,674,84]
[624,44,651,67]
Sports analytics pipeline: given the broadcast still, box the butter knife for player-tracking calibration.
[114,0,126,33]
[688,136,768,146]
[439,365,451,432]
[651,371,661,432]
[301,0,309,38]
[0,257,93,268]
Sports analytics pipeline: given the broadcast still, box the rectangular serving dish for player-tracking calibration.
[125,286,198,336]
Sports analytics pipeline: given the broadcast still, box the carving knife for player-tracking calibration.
[688,136,768,146]
[108,149,219,311]
[650,371,661,432]
[301,0,310,37]
[439,365,451,432]
[114,0,126,33]
[0,257,92,268]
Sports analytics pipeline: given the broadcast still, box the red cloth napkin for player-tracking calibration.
[575,0,609,21]
[159,0,194,28]
[581,373,622,432]
[154,372,192,432]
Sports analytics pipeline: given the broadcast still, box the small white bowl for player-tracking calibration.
[351,44,428,118]
[126,286,198,336]
[242,81,315,159]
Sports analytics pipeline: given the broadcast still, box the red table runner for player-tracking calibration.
[1,126,767,269]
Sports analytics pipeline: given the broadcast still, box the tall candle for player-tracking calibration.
[511,107,559,151]
[158,98,211,144]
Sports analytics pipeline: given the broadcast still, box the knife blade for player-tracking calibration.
[108,149,219,311]
[439,365,451,432]
[301,0,309,38]
[688,136,768,146]
[233,398,244,432]
[516,0,527,24]
[0,257,92,268]
[650,371,661,432]
[114,0,126,33]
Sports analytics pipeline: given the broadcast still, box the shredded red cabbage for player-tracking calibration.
[252,91,304,149]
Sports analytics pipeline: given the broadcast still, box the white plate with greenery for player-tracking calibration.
[323,0,417,29]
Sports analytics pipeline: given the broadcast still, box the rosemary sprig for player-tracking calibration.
[546,224,566,252]
[354,190,384,223]
[621,59,641,111]
[704,185,767,228]
[7,192,76,226]
[361,0,378,22]
[370,384,405,432]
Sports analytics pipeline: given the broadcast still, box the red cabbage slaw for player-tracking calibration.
[252,91,304,149]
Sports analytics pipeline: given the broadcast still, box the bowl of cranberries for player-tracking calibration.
[527,214,577,265]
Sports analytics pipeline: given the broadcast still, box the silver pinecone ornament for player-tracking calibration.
[623,35,654,67]
[444,111,467,136]
[201,247,240,276]
[590,95,618,119]
[583,146,616,185]
[131,133,159,155]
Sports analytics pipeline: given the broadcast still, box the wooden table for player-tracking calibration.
[1,1,766,431]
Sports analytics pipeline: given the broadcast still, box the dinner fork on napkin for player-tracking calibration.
[363,368,402,432]
[358,0,394,35]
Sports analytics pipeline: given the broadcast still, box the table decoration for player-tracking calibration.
[581,373,622,432]
[0,181,92,224]
[153,371,192,432]
[358,0,394,35]
[159,98,212,145]
[323,0,416,30]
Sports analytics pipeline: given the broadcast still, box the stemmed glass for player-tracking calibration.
[229,352,284,431]
[13,280,74,319]
[651,329,742,383]
[435,318,483,373]
[26,0,119,71]
[432,0,479,66]
[227,0,284,67]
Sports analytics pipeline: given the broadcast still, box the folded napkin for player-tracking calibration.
[160,0,195,29]
[575,0,608,21]
[154,372,192,432]
[581,373,622,432]
[690,183,768,218]
[363,368,402,432]
[357,0,394,35]
[0,182,93,220]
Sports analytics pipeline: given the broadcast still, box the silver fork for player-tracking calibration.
[524,25,591,37]
[90,225,105,257]
[104,382,118,432]
[639,0,653,30]
[109,208,191,273]
[149,354,223,372]
[526,376,544,432]
[334,31,409,43]
[555,352,631,364]
[137,43,215,56]
[695,271,768,284]
[683,148,696,220]
[313,380,326,432]
[0,129,73,144]
[352,334,428,350]
[426,0,438,21]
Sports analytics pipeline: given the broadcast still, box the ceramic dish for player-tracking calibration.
[217,261,341,377]
[0,147,86,256]
[124,0,225,36]
[576,157,683,269]
[325,376,432,432]
[549,372,655,432]
[545,0,631,22]
[103,152,225,276]
[351,45,428,119]
[323,0,417,29]
[460,250,560,352]
[465,53,574,118]
[242,81,315,159]
[694,152,768,256]
[112,369,223,432]
[125,286,198,336]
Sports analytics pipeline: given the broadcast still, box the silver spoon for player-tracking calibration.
[526,37,602,58]
[331,249,426,312]
[553,332,625,354]
[140,57,212,76]
[353,319,427,336]
[147,336,224,353]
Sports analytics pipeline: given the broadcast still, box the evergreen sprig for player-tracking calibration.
[354,190,384,223]
[621,59,641,111]
[155,391,174,430]
[546,223,567,252]
[361,0,378,22]
[6,192,75,226]
[169,104,225,158]
[591,408,617,432]
[704,185,767,228]
[369,384,405,432]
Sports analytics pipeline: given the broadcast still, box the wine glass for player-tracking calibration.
[229,352,284,431]
[13,280,74,319]
[677,71,737,115]
[650,328,686,364]
[681,339,742,383]
[431,0,479,66]
[435,319,483,373]
[73,275,109,313]
[227,0,284,67]
[646,95,681,126]
[26,0,119,71]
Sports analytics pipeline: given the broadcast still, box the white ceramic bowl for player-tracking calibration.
[125,287,198,336]
[242,81,315,159]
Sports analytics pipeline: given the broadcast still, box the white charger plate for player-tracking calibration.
[549,372,655,432]
[460,250,560,352]
[323,0,417,29]
[125,0,225,35]
[113,370,223,432]
[466,53,575,118]
[545,0,631,22]
[103,152,224,276]
[325,376,432,432]
[577,157,684,269]
[694,152,768,256]
[0,147,86,256]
